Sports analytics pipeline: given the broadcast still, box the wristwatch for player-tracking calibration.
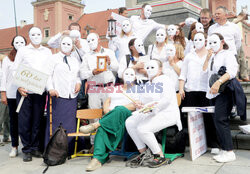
[218,79,223,84]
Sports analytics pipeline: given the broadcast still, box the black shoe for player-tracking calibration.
[147,154,167,168]
[23,153,32,162]
[31,150,42,158]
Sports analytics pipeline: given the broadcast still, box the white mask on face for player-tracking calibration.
[167,25,177,36]
[122,20,132,34]
[208,34,221,52]
[13,36,25,50]
[156,28,166,43]
[134,39,145,55]
[29,27,42,45]
[193,33,205,50]
[165,44,176,58]
[60,37,73,54]
[69,30,81,40]
[144,5,152,19]
[195,22,204,32]
[145,60,159,80]
[87,33,98,51]
[123,68,136,84]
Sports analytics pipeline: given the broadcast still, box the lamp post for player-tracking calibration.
[13,0,18,35]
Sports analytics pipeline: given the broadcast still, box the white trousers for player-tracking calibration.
[125,110,180,154]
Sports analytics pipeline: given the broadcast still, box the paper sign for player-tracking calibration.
[13,64,49,95]
[111,12,128,36]
[138,55,150,63]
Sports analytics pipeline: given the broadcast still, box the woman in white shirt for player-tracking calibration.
[45,36,81,155]
[179,32,219,150]
[163,44,184,92]
[0,35,26,157]
[203,33,238,163]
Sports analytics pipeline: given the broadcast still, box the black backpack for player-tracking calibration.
[42,125,68,173]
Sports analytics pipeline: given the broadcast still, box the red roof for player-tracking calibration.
[0,24,33,51]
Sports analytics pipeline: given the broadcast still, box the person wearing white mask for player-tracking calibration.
[44,36,81,155]
[79,68,139,171]
[147,28,168,62]
[126,59,182,168]
[12,27,52,162]
[47,22,90,63]
[166,24,187,51]
[0,36,26,157]
[118,38,148,83]
[80,33,118,149]
[109,20,137,63]
[203,33,239,163]
[130,3,167,42]
[179,32,219,152]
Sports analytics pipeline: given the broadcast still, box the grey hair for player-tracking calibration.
[216,6,228,14]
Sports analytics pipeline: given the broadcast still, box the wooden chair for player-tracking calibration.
[68,109,103,159]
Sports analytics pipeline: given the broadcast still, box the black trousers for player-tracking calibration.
[16,92,46,153]
[181,91,220,148]
[211,88,233,151]
[7,99,19,147]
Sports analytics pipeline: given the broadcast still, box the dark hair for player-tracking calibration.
[142,3,149,9]
[200,8,212,17]
[8,35,27,62]
[118,7,127,14]
[68,22,81,31]
[213,33,229,50]
[128,38,136,55]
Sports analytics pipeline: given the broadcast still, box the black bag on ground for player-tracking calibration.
[42,125,68,173]
[156,125,186,154]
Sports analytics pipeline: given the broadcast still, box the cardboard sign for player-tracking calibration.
[13,64,49,95]
[111,12,128,36]
[138,55,150,63]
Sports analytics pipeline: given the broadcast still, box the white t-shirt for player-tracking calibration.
[147,43,168,63]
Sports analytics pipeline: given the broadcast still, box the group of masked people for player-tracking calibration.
[0,2,247,173]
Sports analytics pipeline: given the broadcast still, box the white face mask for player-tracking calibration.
[134,39,145,55]
[29,27,42,45]
[13,36,25,50]
[208,34,221,52]
[193,33,205,50]
[123,68,136,84]
[195,22,204,32]
[156,28,166,43]
[145,60,159,80]
[69,30,81,40]
[60,37,73,54]
[167,25,177,36]
[165,44,176,58]
[144,5,152,19]
[87,33,98,51]
[122,20,132,34]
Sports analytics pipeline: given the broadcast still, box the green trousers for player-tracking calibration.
[93,106,132,164]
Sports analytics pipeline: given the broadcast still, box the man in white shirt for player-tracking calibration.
[208,6,241,56]
[47,22,89,64]
[130,3,166,42]
[80,33,118,146]
[13,27,52,162]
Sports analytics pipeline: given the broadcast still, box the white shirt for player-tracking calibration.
[47,32,90,63]
[109,33,137,62]
[208,21,241,55]
[80,47,119,84]
[163,60,183,92]
[46,52,81,99]
[179,51,208,92]
[206,50,238,99]
[130,15,165,42]
[147,43,168,63]
[184,39,195,56]
[0,57,18,98]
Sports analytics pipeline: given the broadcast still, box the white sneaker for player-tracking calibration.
[215,151,236,163]
[213,150,225,160]
[211,148,220,154]
[9,148,18,158]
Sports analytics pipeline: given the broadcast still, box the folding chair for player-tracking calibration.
[68,109,103,159]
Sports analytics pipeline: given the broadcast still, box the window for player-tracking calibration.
[44,28,50,38]
[68,15,73,20]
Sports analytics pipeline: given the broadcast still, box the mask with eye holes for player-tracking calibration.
[145,60,160,80]
[13,36,26,50]
[144,5,152,19]
[208,34,221,52]
[165,43,176,58]
[193,33,205,50]
[167,25,177,36]
[123,68,136,84]
[87,33,99,51]
[122,20,132,34]
[29,27,42,45]
[69,30,81,41]
[156,28,166,43]
[60,37,73,54]
[195,22,204,33]
[134,38,145,55]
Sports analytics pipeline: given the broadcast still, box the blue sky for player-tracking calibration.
[0,0,249,29]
